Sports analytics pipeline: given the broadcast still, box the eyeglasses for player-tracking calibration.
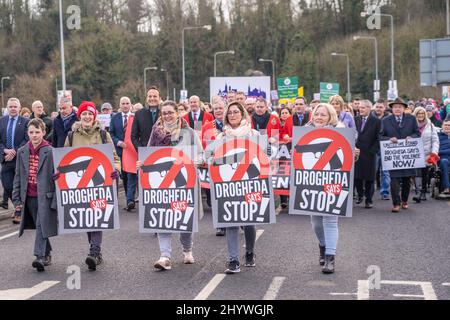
[227,110,241,116]
[162,111,176,116]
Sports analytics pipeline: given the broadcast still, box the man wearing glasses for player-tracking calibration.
[283,96,310,141]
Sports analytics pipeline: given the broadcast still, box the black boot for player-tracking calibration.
[86,247,102,271]
[319,245,326,266]
[412,192,421,203]
[322,255,335,274]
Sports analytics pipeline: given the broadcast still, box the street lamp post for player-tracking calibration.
[161,68,170,100]
[58,0,66,91]
[331,53,351,103]
[214,50,235,77]
[447,0,450,37]
[361,11,394,82]
[1,76,10,109]
[353,35,379,101]
[182,25,212,91]
[258,58,276,91]
[144,67,158,94]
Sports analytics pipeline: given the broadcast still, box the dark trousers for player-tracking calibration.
[1,161,16,207]
[355,179,375,203]
[391,177,411,206]
[119,156,128,200]
[26,197,52,258]
[87,232,103,255]
[280,195,289,204]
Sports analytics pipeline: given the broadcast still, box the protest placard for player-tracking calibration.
[138,146,199,233]
[207,136,276,228]
[289,127,355,217]
[53,144,120,234]
[380,138,426,171]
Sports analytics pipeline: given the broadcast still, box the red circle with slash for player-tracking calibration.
[140,148,196,189]
[293,128,353,171]
[57,147,114,190]
[209,138,270,183]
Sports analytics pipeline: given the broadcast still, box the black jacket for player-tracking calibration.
[131,107,160,150]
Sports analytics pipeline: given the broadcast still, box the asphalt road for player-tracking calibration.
[0,193,449,301]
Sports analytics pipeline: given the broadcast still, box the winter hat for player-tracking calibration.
[77,101,98,121]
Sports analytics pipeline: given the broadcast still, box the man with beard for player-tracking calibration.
[244,97,256,116]
[251,98,281,144]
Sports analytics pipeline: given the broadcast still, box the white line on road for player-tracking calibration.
[263,277,286,300]
[194,274,226,300]
[0,231,18,241]
[442,283,450,286]
[195,229,265,300]
[0,281,60,300]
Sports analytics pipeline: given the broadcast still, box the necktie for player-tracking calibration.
[6,117,15,149]
[123,114,128,133]
[151,111,156,123]
[397,117,402,126]
[361,117,367,131]
[216,120,223,132]
[194,113,198,128]
[298,114,304,125]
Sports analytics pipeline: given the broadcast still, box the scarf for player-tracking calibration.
[252,112,270,130]
[223,119,252,137]
[418,121,427,134]
[62,112,76,130]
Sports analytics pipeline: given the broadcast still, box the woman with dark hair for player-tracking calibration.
[215,101,260,274]
[145,100,204,271]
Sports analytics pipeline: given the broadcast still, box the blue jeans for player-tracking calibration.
[226,226,256,261]
[158,233,193,258]
[376,154,390,196]
[439,158,450,189]
[311,216,339,256]
[126,173,137,203]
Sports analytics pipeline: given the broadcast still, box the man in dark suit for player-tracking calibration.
[380,98,421,213]
[283,96,310,139]
[52,97,77,148]
[0,98,29,211]
[110,96,136,211]
[131,86,161,149]
[354,100,381,209]
[183,95,214,131]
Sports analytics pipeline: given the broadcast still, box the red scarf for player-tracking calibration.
[27,140,50,197]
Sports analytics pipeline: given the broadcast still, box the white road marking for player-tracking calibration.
[356,280,437,300]
[194,274,226,300]
[195,229,265,300]
[263,277,286,300]
[442,283,450,286]
[0,231,18,241]
[0,281,60,300]
[256,229,264,241]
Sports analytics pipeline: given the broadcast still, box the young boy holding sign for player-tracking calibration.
[13,118,58,272]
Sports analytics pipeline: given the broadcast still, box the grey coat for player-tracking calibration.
[12,144,58,238]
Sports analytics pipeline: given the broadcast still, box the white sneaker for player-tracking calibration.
[154,257,171,270]
[183,251,195,264]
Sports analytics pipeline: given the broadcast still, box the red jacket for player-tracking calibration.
[201,120,223,149]
[251,113,281,140]
[283,112,311,139]
[183,111,214,130]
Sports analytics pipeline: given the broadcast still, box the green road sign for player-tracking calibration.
[277,77,299,100]
[320,82,340,103]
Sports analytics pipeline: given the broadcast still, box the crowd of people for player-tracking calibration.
[0,86,449,275]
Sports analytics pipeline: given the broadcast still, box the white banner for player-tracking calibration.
[210,77,271,102]
[380,138,426,171]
